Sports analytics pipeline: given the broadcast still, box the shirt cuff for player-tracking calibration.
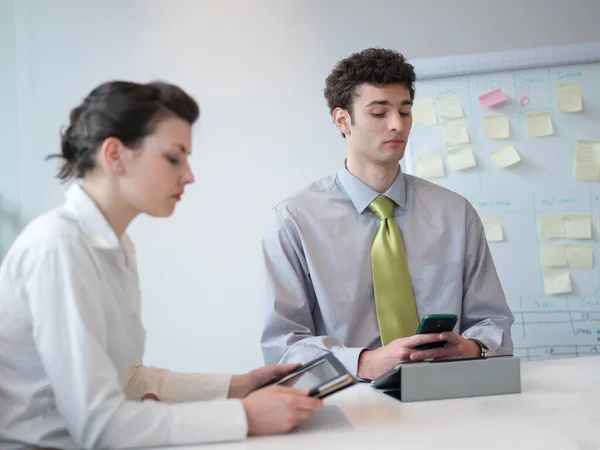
[170,398,248,444]
[332,347,366,377]
[461,329,499,357]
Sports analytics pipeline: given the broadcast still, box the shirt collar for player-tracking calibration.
[63,182,136,263]
[337,162,407,214]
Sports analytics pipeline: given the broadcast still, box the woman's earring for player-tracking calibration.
[115,166,124,173]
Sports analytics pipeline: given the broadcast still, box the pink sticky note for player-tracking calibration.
[479,88,509,108]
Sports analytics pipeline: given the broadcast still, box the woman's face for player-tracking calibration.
[118,116,195,218]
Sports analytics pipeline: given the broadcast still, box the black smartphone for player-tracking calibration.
[413,314,458,350]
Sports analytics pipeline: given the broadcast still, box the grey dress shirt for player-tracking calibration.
[260,166,514,376]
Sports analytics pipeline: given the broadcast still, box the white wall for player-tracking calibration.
[12,0,600,373]
[0,0,20,261]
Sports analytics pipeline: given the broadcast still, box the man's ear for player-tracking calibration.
[332,107,351,136]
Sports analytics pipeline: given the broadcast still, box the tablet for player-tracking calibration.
[370,356,492,390]
[269,354,357,399]
[370,360,434,390]
[370,362,402,390]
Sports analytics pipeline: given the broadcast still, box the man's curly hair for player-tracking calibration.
[324,48,416,122]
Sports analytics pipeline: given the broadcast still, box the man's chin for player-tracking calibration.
[377,150,405,163]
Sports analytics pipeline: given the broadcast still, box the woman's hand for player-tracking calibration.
[228,363,301,398]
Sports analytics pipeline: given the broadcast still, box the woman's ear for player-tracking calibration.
[98,137,126,175]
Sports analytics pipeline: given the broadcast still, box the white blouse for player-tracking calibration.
[0,184,248,449]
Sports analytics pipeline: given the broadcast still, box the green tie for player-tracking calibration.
[368,195,419,345]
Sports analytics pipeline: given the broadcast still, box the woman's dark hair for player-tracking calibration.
[47,80,200,180]
[324,47,416,122]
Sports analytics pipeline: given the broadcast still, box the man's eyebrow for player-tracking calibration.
[365,99,413,107]
[365,100,392,107]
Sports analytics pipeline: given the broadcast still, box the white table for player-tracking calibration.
[165,356,600,450]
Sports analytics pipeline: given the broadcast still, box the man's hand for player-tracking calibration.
[242,385,323,435]
[228,363,301,398]
[409,332,480,362]
[358,332,480,380]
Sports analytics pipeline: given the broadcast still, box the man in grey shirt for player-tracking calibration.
[260,48,514,381]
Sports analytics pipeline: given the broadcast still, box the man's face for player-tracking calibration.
[340,83,413,166]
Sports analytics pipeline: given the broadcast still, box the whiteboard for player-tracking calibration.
[405,45,600,362]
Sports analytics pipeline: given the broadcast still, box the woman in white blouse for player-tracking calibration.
[0,81,322,449]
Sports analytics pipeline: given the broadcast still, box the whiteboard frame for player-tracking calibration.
[410,41,600,81]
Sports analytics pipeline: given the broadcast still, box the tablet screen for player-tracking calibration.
[279,359,341,390]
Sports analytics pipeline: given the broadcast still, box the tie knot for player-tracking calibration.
[368,195,394,220]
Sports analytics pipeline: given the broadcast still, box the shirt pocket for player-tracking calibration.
[413,262,463,316]
[423,262,462,284]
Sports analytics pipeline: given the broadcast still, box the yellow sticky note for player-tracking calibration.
[540,244,568,267]
[525,112,554,137]
[417,154,445,179]
[543,269,572,295]
[490,145,521,169]
[574,140,600,182]
[484,115,510,140]
[481,217,503,242]
[441,119,469,146]
[564,214,592,239]
[556,83,582,112]
[436,95,464,119]
[566,245,594,269]
[412,97,437,126]
[448,146,476,172]
[537,214,565,238]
